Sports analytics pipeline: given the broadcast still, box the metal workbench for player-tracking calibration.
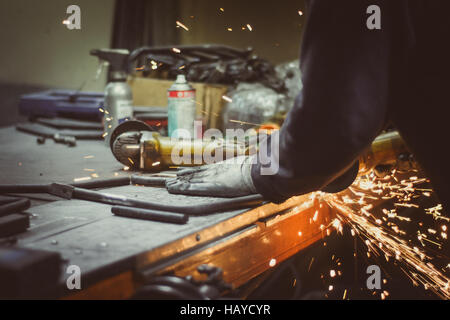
[0,126,333,299]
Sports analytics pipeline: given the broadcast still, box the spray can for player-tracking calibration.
[91,49,133,145]
[167,74,196,138]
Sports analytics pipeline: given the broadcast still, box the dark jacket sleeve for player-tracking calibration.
[251,0,395,202]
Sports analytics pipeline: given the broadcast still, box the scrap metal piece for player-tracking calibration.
[110,120,248,171]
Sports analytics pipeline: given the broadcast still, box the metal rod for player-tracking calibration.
[112,206,188,224]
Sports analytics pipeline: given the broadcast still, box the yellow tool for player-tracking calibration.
[359,131,412,176]
[111,120,413,177]
[110,121,249,171]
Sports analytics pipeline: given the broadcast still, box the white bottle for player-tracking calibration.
[167,74,196,138]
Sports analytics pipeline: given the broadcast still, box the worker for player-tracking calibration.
[166,0,450,209]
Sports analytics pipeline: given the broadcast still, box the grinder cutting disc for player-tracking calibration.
[110,120,155,169]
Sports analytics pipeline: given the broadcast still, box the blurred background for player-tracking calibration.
[0,0,306,127]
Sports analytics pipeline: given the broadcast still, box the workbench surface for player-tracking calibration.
[0,126,253,288]
[0,125,332,298]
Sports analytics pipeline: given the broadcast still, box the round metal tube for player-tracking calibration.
[111,206,188,224]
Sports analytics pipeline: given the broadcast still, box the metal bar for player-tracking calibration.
[112,206,188,224]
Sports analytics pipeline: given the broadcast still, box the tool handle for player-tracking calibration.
[112,206,188,224]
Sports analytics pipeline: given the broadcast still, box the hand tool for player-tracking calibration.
[0,177,130,196]
[358,130,411,175]
[111,120,413,181]
[110,120,249,171]
[0,182,264,216]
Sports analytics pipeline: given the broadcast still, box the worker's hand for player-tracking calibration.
[166,156,258,197]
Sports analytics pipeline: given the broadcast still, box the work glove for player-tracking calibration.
[166,156,258,197]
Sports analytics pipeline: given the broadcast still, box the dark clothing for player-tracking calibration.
[252,0,450,208]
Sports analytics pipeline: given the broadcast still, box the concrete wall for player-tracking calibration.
[177,0,306,64]
[0,0,115,92]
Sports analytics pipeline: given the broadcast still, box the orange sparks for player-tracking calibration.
[176,20,189,31]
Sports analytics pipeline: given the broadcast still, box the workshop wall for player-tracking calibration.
[176,0,307,64]
[0,0,115,91]
[0,0,115,126]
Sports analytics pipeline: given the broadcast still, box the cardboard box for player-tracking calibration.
[128,76,228,130]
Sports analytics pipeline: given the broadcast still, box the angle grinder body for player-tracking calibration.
[110,120,248,171]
